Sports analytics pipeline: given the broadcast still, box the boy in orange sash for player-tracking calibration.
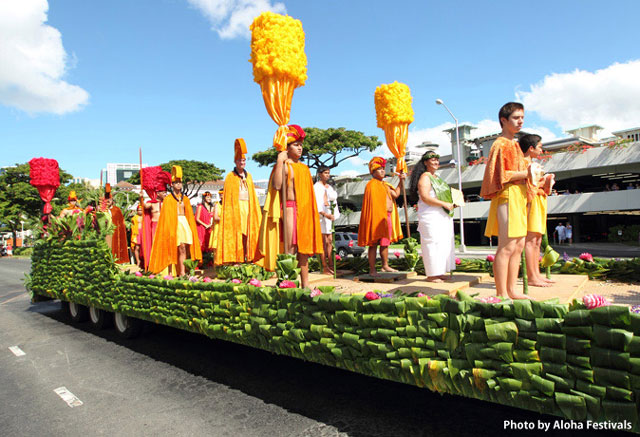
[520,134,555,287]
[149,165,202,276]
[358,157,404,275]
[480,102,531,299]
[216,139,262,265]
[102,184,129,264]
[268,125,323,288]
[59,191,83,217]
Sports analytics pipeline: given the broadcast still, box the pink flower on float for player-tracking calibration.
[579,253,594,262]
[310,288,323,298]
[202,277,213,283]
[149,274,156,279]
[188,276,198,282]
[163,275,174,280]
[486,254,495,262]
[455,257,462,265]
[365,291,381,301]
[134,271,143,277]
[393,251,401,258]
[583,294,610,309]
[335,254,342,261]
[279,280,296,288]
[248,278,262,287]
[478,296,501,304]
[231,278,242,284]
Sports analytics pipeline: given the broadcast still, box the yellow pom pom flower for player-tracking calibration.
[374,82,414,128]
[250,12,307,88]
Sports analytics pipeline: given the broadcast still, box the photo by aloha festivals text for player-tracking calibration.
[23,11,640,433]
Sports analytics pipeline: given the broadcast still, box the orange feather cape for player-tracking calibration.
[479,137,527,199]
[358,179,403,247]
[109,206,129,264]
[148,194,202,273]
[216,170,262,264]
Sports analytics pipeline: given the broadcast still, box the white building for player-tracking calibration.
[103,163,148,185]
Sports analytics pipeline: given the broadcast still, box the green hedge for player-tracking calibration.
[28,240,640,431]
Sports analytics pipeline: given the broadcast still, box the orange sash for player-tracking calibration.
[480,137,527,200]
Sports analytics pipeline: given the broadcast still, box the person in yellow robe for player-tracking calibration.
[216,139,262,265]
[257,125,322,288]
[149,166,202,276]
[358,157,404,275]
[59,191,83,218]
[480,102,531,300]
[520,134,556,287]
[130,205,143,268]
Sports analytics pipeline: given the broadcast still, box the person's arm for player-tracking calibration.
[418,173,453,211]
[212,203,220,223]
[272,151,289,190]
[389,173,407,199]
[195,205,207,227]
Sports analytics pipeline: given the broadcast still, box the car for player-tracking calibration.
[334,232,365,258]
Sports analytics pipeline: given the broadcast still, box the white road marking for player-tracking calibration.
[8,346,26,357]
[53,387,83,408]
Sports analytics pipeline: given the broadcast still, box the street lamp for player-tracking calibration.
[436,98,466,252]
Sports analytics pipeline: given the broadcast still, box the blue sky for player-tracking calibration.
[2,0,640,181]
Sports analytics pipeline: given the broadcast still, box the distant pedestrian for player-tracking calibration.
[554,223,566,244]
[565,222,573,245]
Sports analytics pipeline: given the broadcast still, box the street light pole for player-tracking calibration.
[436,99,466,253]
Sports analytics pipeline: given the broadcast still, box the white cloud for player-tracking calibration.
[0,0,89,114]
[346,156,367,167]
[187,0,286,39]
[339,169,359,178]
[517,60,640,137]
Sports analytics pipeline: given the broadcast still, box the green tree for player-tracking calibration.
[128,159,225,198]
[0,163,80,246]
[251,127,382,173]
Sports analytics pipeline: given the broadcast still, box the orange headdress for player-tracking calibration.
[368,157,387,173]
[234,138,247,161]
[104,183,112,199]
[68,190,78,201]
[171,165,183,182]
[285,124,306,144]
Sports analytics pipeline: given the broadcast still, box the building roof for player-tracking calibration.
[612,127,640,135]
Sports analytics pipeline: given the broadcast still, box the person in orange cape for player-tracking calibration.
[140,167,170,270]
[257,125,322,288]
[358,157,404,275]
[148,165,202,276]
[102,183,129,264]
[59,191,83,218]
[480,102,532,300]
[216,138,262,265]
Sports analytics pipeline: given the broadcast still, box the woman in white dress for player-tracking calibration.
[408,151,456,282]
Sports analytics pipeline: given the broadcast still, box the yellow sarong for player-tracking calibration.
[176,215,193,245]
[239,199,249,236]
[485,183,527,238]
[527,194,547,234]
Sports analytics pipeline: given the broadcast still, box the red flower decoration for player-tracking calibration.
[486,254,495,262]
[365,291,381,301]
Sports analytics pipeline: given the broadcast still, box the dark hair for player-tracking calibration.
[498,102,524,127]
[407,151,438,205]
[317,166,330,174]
[519,134,542,154]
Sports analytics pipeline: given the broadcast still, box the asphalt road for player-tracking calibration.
[0,257,630,437]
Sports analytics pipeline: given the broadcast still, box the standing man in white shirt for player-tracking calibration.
[314,166,340,274]
[554,223,566,245]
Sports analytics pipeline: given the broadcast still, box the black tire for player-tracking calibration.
[114,312,143,339]
[89,306,113,330]
[69,302,89,323]
[338,248,348,258]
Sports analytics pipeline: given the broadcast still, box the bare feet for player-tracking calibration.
[369,270,379,276]
[528,280,552,287]
[426,276,444,282]
[542,277,556,283]
[322,268,334,275]
[381,266,398,273]
[508,292,534,300]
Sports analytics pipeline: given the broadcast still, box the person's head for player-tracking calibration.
[368,157,387,180]
[171,165,183,194]
[566,222,570,227]
[202,191,212,205]
[68,190,78,207]
[136,205,143,215]
[218,190,224,203]
[106,197,113,208]
[285,125,306,161]
[234,138,247,172]
[422,150,440,174]
[317,166,331,183]
[519,134,543,157]
[498,102,524,133]
[157,190,167,201]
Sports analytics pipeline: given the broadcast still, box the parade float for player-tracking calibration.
[24,11,640,433]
